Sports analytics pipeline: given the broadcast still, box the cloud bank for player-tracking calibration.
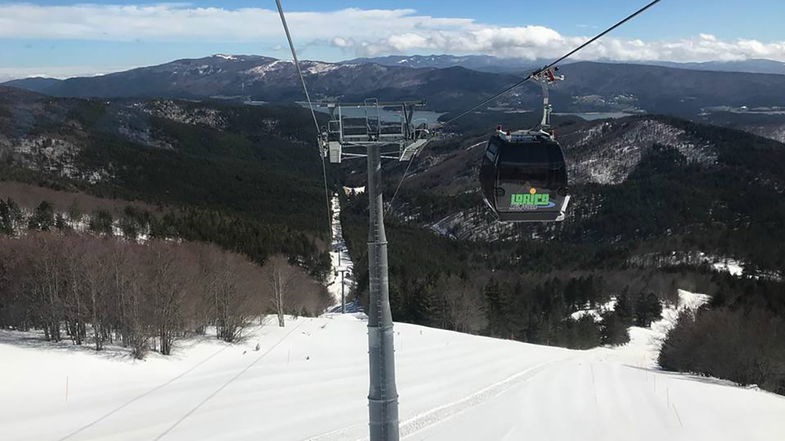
[0,3,784,63]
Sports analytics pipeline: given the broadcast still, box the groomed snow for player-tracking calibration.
[2,289,784,441]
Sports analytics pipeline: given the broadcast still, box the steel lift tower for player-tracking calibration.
[320,99,430,441]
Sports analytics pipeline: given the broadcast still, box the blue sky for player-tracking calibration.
[1,1,784,80]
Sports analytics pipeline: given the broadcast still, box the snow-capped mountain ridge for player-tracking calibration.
[9,56,785,116]
[0,54,516,111]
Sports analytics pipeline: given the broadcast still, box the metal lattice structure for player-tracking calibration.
[319,99,431,163]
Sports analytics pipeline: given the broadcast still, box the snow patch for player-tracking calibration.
[628,251,751,278]
[243,60,290,79]
[140,101,227,130]
[302,61,342,75]
[342,186,365,195]
[712,259,744,276]
[570,298,617,322]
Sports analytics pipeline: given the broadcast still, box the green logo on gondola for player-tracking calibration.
[511,188,553,208]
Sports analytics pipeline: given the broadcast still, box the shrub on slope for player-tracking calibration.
[659,307,785,395]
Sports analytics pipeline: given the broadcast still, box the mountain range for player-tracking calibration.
[2,55,515,112]
[346,54,785,75]
[4,55,785,117]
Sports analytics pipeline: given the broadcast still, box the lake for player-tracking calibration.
[554,112,640,120]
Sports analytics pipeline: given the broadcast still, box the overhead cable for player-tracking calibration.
[275,0,333,236]
[439,0,662,128]
[384,1,663,213]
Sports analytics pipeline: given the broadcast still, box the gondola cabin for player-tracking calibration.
[479,127,570,222]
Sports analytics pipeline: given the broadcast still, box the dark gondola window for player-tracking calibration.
[485,141,498,162]
[501,143,552,165]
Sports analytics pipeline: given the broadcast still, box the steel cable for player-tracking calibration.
[439,0,662,128]
[275,0,333,236]
[386,1,662,213]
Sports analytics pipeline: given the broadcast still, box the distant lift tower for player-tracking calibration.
[319,99,430,441]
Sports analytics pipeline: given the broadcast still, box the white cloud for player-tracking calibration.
[0,4,472,42]
[0,65,133,82]
[0,3,784,63]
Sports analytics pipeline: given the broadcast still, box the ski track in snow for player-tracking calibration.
[397,358,569,439]
[151,321,306,441]
[305,358,572,441]
[55,343,233,441]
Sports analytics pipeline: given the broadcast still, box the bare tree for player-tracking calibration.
[265,255,294,327]
[262,254,331,327]
[195,243,256,342]
[145,241,196,355]
[0,231,325,358]
[439,276,485,334]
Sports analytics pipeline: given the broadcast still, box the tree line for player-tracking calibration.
[0,232,330,359]
[660,307,785,395]
[1,196,330,279]
[341,192,684,349]
[659,275,785,395]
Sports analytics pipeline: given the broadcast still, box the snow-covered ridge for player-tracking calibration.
[629,250,744,274]
[243,59,290,78]
[568,119,718,185]
[2,207,154,243]
[243,60,350,80]
[138,100,227,130]
[740,122,785,144]
[2,134,112,184]
[303,61,343,75]
[627,250,784,280]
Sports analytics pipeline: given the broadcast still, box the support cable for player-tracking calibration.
[385,150,418,214]
[386,0,662,213]
[439,0,662,128]
[275,0,333,236]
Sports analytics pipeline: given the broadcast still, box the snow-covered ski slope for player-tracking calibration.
[2,294,785,441]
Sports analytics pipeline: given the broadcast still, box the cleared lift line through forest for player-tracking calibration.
[325,192,358,313]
